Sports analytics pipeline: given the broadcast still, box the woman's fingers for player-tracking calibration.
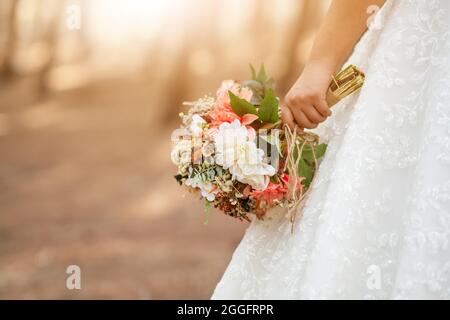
[302,104,326,124]
[291,108,317,129]
[283,92,331,129]
[314,97,332,117]
[281,105,296,130]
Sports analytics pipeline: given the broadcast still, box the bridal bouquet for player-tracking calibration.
[171,65,364,224]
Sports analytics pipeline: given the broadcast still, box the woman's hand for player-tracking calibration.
[282,61,333,130]
[281,0,387,129]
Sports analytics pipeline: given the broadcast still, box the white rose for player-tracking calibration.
[171,139,192,165]
[214,119,276,190]
[213,120,248,168]
[185,176,218,201]
[189,114,206,136]
[231,140,276,190]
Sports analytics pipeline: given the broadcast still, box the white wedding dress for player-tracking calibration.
[212,0,450,299]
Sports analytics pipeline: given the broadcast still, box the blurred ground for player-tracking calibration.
[0,0,328,299]
[0,73,247,299]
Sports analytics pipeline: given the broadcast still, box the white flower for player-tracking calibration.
[171,139,192,165]
[214,120,248,167]
[185,176,218,201]
[214,119,276,190]
[189,114,206,136]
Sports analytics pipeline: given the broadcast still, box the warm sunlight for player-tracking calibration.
[4,0,447,304]
[86,0,189,44]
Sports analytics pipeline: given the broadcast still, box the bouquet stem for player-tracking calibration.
[282,65,365,233]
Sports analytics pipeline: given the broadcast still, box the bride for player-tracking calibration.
[212,0,450,299]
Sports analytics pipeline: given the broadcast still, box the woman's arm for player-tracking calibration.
[282,0,386,129]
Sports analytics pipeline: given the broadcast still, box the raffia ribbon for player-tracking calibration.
[327,65,365,107]
[283,65,365,232]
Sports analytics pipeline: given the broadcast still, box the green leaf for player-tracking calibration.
[314,143,327,159]
[228,91,258,116]
[249,63,256,80]
[245,64,276,105]
[256,64,267,84]
[299,143,328,164]
[300,145,313,163]
[258,88,279,123]
[298,158,314,188]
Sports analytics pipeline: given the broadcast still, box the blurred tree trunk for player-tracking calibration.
[74,0,91,62]
[36,1,64,96]
[162,47,191,125]
[159,27,190,125]
[249,0,266,46]
[278,0,323,94]
[0,0,20,78]
[160,0,222,125]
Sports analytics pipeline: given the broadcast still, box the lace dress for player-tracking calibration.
[212,0,450,299]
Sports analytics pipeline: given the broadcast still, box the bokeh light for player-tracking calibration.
[0,0,329,299]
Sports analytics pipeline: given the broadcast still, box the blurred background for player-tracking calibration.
[0,0,329,299]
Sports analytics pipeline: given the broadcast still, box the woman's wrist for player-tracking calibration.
[299,59,336,89]
[305,57,342,76]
